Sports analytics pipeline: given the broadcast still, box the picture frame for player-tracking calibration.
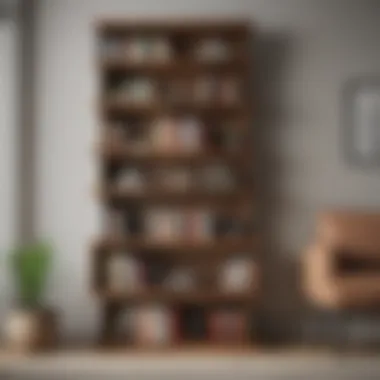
[343,77,380,167]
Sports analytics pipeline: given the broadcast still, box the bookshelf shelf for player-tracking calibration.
[101,58,248,74]
[101,187,251,205]
[96,289,258,305]
[95,19,257,350]
[98,145,244,165]
[94,236,259,255]
[102,100,248,117]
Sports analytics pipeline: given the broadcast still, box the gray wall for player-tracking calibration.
[33,0,380,342]
[0,15,18,327]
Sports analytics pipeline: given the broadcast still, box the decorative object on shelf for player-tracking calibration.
[343,77,380,166]
[208,309,248,343]
[127,305,177,346]
[107,253,143,293]
[116,168,145,191]
[3,242,58,352]
[125,37,172,63]
[185,208,214,242]
[145,208,182,242]
[164,267,197,292]
[111,78,156,104]
[194,39,229,62]
[218,257,257,293]
[178,117,203,153]
[150,117,179,154]
[145,208,213,243]
[125,38,148,62]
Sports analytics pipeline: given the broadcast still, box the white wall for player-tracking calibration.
[34,0,380,341]
[0,19,18,323]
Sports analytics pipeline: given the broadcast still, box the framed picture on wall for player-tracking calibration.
[343,77,380,166]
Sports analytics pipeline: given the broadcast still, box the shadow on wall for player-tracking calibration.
[254,30,307,345]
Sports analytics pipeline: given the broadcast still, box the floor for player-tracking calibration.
[1,350,380,379]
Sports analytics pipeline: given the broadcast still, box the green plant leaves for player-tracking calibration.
[10,241,52,308]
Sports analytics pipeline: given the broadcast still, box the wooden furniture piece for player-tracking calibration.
[303,211,380,309]
[93,19,259,350]
[302,210,380,347]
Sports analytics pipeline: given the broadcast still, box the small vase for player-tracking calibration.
[3,307,58,352]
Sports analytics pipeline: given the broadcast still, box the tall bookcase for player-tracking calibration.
[94,19,259,351]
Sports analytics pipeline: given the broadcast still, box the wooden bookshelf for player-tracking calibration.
[95,19,257,351]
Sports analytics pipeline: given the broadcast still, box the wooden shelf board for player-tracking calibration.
[98,145,243,165]
[100,59,247,74]
[103,187,250,205]
[94,236,259,255]
[96,288,257,304]
[102,100,247,116]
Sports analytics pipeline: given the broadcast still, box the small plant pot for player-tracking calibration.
[3,307,58,352]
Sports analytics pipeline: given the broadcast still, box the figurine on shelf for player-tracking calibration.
[145,208,177,242]
[218,257,258,293]
[111,78,156,104]
[126,305,177,346]
[131,78,156,103]
[194,39,230,62]
[124,37,148,62]
[149,117,179,155]
[125,37,172,63]
[107,253,143,293]
[178,117,203,153]
[185,209,214,242]
[116,168,145,191]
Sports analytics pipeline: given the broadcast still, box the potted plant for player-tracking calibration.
[3,241,58,351]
